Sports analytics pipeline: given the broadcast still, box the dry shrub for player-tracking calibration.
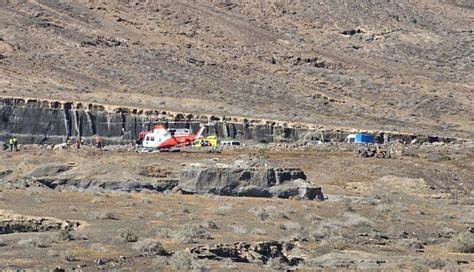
[61,249,77,262]
[34,197,45,204]
[133,239,169,255]
[251,228,267,236]
[91,197,105,204]
[140,197,152,204]
[216,204,233,215]
[266,257,288,270]
[319,235,349,250]
[125,200,136,207]
[202,220,219,230]
[343,213,374,228]
[182,207,191,214]
[248,206,278,221]
[56,228,73,241]
[169,251,209,271]
[446,230,474,253]
[279,221,301,231]
[117,228,138,242]
[308,220,344,242]
[399,238,425,250]
[173,224,212,244]
[47,249,59,257]
[232,225,248,234]
[156,228,172,239]
[91,243,109,253]
[17,237,49,248]
[90,211,118,220]
[55,228,87,242]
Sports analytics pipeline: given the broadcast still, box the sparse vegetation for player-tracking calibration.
[182,207,191,214]
[215,204,233,215]
[140,197,152,204]
[46,249,59,257]
[399,238,425,250]
[169,251,209,271]
[133,239,169,255]
[251,228,267,236]
[319,234,350,250]
[173,224,212,244]
[61,249,77,262]
[90,211,118,220]
[265,257,288,270]
[156,228,172,239]
[343,213,374,228]
[117,228,138,242]
[232,225,248,234]
[446,230,474,253]
[17,238,49,248]
[308,220,345,242]
[279,221,301,231]
[55,228,73,241]
[0,118,472,271]
[202,220,218,230]
[91,197,105,204]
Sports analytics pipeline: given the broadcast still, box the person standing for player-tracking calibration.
[76,137,81,149]
[95,135,102,149]
[8,137,13,152]
[12,137,18,151]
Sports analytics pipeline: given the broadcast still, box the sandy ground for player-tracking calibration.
[0,143,472,270]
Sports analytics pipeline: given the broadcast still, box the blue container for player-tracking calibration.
[355,133,374,144]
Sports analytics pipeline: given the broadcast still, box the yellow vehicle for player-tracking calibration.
[193,135,218,147]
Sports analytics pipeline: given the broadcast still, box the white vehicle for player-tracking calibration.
[220,140,241,146]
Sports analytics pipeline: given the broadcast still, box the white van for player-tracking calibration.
[220,140,241,146]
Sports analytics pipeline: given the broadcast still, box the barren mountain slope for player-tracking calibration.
[0,0,472,137]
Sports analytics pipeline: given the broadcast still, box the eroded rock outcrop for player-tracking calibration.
[177,159,324,200]
[35,178,178,193]
[0,210,80,235]
[188,240,304,266]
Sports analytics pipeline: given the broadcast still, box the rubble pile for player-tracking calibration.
[356,145,399,158]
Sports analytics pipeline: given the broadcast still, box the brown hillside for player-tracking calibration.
[0,0,472,137]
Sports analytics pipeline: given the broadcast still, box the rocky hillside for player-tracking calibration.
[0,0,472,137]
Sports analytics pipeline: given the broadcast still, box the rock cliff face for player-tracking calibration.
[0,97,308,144]
[0,97,458,145]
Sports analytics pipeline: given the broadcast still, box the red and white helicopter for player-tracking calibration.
[139,123,206,150]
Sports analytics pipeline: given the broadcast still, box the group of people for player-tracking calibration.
[3,135,105,151]
[4,136,18,151]
[66,135,103,149]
